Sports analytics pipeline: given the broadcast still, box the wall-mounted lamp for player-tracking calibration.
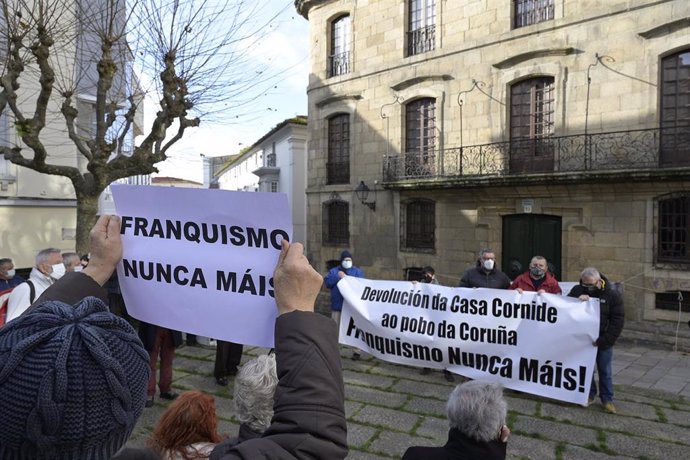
[355,180,376,211]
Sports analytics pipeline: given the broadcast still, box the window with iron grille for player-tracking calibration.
[658,194,690,263]
[660,49,690,166]
[327,114,350,184]
[514,0,554,29]
[405,98,436,176]
[329,15,351,77]
[270,181,278,193]
[655,291,690,312]
[323,200,350,246]
[401,199,435,250]
[407,0,435,56]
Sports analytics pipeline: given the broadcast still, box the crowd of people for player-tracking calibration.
[0,216,626,459]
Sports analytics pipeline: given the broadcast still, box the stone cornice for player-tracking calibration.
[638,17,690,39]
[390,75,454,91]
[294,0,333,19]
[315,94,363,108]
[492,47,578,69]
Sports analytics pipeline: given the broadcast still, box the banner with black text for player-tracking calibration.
[338,277,599,405]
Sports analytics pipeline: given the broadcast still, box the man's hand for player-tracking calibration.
[537,289,546,294]
[578,294,590,301]
[273,240,323,315]
[83,214,123,286]
[516,288,524,294]
[338,270,346,279]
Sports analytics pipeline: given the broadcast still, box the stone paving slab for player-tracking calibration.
[368,431,436,458]
[346,423,379,449]
[343,369,395,390]
[350,405,419,433]
[606,432,690,459]
[403,396,446,417]
[346,384,409,408]
[562,445,635,460]
[414,415,447,440]
[506,434,558,459]
[513,414,599,446]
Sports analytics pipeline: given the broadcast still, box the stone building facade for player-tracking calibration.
[295,0,690,333]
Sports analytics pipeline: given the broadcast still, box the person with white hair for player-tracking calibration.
[209,353,278,459]
[402,380,511,459]
[5,247,64,322]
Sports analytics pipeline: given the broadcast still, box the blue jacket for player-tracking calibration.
[324,265,364,311]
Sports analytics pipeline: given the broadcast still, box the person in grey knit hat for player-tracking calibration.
[0,296,151,459]
[0,214,151,459]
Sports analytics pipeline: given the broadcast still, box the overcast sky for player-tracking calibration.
[150,0,309,183]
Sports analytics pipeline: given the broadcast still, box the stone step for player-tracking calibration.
[619,320,690,352]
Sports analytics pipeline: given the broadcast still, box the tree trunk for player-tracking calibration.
[75,193,100,256]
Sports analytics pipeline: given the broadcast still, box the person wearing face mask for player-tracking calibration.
[5,248,64,322]
[417,266,455,382]
[62,252,82,273]
[459,249,511,289]
[567,267,624,414]
[510,256,561,294]
[0,258,25,291]
[324,250,365,360]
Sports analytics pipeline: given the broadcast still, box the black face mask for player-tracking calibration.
[530,267,545,278]
[423,274,433,282]
[581,283,600,294]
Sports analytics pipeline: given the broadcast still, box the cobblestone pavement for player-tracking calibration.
[125,338,690,459]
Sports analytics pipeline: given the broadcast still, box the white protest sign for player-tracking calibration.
[338,277,599,405]
[111,185,291,348]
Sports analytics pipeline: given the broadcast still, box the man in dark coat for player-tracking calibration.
[402,380,510,460]
[568,267,625,414]
[459,248,511,289]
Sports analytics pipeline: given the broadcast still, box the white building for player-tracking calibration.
[214,116,308,246]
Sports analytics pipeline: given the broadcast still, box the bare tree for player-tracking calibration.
[0,0,285,253]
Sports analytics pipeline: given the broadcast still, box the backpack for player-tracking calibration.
[0,281,35,327]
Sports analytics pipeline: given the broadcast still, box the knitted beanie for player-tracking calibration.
[0,297,151,459]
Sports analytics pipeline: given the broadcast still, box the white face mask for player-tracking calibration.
[5,269,16,278]
[50,263,66,280]
[341,260,353,270]
[73,266,83,273]
[482,259,495,271]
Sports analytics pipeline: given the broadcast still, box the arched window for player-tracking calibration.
[323,200,349,246]
[329,15,351,77]
[407,0,436,56]
[405,98,436,177]
[327,114,350,184]
[509,76,555,172]
[660,49,690,166]
[401,199,435,250]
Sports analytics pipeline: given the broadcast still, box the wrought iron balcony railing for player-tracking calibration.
[407,25,435,56]
[328,51,351,77]
[383,126,690,182]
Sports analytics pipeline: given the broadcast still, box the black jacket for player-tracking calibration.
[567,275,625,349]
[459,264,511,289]
[137,321,183,351]
[402,428,507,460]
